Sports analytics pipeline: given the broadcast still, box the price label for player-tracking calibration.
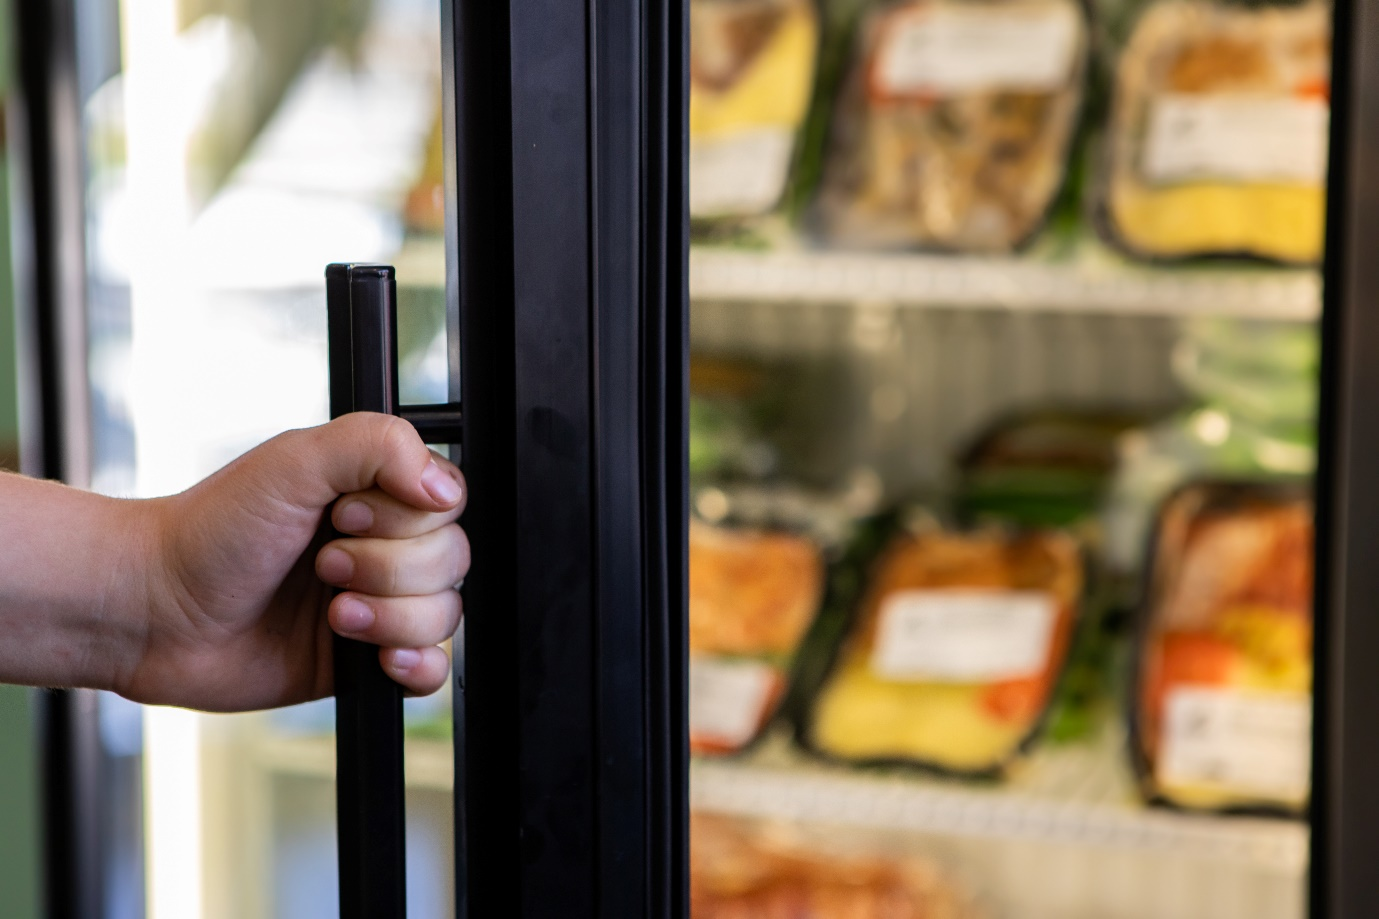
[870,590,1057,682]
[1158,687,1312,801]
[689,656,777,748]
[689,127,795,217]
[873,4,1080,96]
[1142,95,1329,185]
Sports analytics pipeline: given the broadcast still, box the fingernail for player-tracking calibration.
[421,460,462,505]
[336,501,373,533]
[335,596,375,633]
[391,649,422,672]
[316,547,355,585]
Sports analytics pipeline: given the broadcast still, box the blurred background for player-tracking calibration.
[0,0,1327,916]
[685,0,1320,915]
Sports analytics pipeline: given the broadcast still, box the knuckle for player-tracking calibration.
[378,414,420,463]
[365,543,403,596]
[438,592,463,639]
[449,524,471,574]
[384,554,403,597]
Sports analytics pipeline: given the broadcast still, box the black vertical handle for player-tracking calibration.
[326,263,407,918]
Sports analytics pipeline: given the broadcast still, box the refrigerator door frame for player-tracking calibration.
[445,0,688,914]
[1312,0,1379,912]
[8,1,105,917]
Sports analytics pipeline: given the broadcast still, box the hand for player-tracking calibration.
[121,413,468,712]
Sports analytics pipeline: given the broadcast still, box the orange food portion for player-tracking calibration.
[1142,632,1241,745]
[689,521,825,656]
[980,675,1051,724]
[691,814,981,918]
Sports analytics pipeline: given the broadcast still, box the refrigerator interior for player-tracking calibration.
[684,0,1320,916]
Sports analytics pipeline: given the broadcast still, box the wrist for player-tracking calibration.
[97,494,168,698]
[0,473,159,693]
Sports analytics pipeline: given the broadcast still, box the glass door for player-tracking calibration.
[683,0,1336,915]
[68,1,454,915]
[27,0,687,915]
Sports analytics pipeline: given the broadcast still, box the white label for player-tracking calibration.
[689,656,776,747]
[1158,687,1312,801]
[873,5,1080,95]
[1143,95,1329,185]
[870,590,1057,681]
[689,127,795,217]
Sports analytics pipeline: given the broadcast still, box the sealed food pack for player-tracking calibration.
[1131,482,1312,814]
[813,0,1090,251]
[690,0,821,223]
[805,525,1083,774]
[692,813,985,917]
[689,520,826,754]
[958,408,1150,530]
[1101,1,1331,262]
[957,410,1155,741]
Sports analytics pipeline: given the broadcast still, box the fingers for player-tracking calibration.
[381,645,451,695]
[316,523,469,596]
[329,590,462,649]
[266,413,463,514]
[332,467,466,539]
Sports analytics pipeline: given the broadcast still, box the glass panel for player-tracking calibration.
[686,0,1319,916]
[78,0,452,915]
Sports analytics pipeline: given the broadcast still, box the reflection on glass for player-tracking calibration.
[81,0,451,916]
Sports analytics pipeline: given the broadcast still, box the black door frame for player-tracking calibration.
[445,0,688,912]
[9,1,105,917]
[1311,0,1379,913]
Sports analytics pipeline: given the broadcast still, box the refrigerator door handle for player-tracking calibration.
[325,262,463,919]
[398,403,464,446]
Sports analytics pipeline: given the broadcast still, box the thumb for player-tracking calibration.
[261,413,461,513]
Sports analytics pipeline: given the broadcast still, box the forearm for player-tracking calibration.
[0,471,153,691]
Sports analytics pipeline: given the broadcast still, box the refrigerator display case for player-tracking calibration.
[11,0,1379,915]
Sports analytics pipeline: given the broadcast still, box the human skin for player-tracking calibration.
[0,412,469,712]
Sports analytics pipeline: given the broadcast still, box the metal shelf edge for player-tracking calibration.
[688,759,1309,874]
[689,249,1321,320]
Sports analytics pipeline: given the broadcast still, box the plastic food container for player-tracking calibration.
[1100,1,1331,263]
[691,812,986,917]
[1128,481,1313,815]
[957,408,1152,531]
[813,0,1090,252]
[689,519,827,754]
[803,522,1084,775]
[689,0,821,224]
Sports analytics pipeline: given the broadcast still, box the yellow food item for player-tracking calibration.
[813,660,1033,768]
[811,530,1082,771]
[1109,183,1323,262]
[1215,605,1311,694]
[689,0,818,138]
[404,99,447,235]
[1106,2,1330,262]
[689,0,819,217]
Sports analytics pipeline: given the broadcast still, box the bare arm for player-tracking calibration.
[0,412,468,711]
